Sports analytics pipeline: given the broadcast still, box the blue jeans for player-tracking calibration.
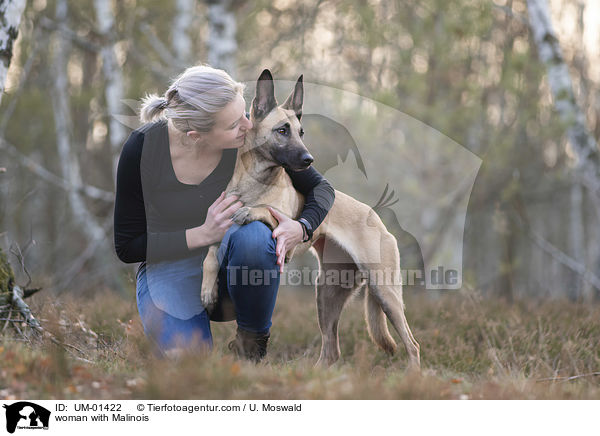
[136,222,280,354]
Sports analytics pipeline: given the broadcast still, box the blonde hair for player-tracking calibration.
[140,65,245,132]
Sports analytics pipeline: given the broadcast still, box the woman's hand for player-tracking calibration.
[188,192,242,248]
[205,192,243,242]
[267,206,304,273]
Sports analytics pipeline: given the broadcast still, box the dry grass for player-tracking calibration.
[1,286,600,399]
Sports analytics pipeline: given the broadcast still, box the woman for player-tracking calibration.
[113,65,335,361]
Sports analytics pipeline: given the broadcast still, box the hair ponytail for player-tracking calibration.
[140,94,168,123]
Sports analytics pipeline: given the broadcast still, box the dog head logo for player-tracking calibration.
[3,402,51,433]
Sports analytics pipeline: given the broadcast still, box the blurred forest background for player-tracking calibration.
[1,0,600,302]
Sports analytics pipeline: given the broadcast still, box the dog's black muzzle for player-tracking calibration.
[275,150,314,171]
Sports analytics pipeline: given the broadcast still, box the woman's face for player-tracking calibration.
[198,93,253,150]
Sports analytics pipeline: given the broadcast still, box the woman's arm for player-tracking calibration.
[114,131,148,263]
[285,166,335,238]
[267,166,334,271]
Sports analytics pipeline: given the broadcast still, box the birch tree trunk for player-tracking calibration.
[206,0,237,75]
[50,0,114,291]
[0,0,24,292]
[527,0,600,299]
[527,0,600,197]
[0,0,26,105]
[93,0,126,180]
[173,0,195,64]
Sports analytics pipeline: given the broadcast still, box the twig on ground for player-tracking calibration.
[12,285,41,329]
[536,372,600,382]
[3,286,95,362]
[1,306,13,332]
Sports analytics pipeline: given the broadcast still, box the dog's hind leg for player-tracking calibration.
[368,283,420,368]
[323,216,420,368]
[368,234,420,368]
[364,287,397,356]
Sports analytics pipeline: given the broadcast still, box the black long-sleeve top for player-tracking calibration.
[114,119,335,264]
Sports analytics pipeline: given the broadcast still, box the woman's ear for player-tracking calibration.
[186,130,203,143]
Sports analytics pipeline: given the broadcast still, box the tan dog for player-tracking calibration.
[201,70,420,368]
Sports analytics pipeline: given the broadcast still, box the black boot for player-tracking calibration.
[228,327,270,363]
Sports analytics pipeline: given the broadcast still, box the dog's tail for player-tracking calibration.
[364,287,397,355]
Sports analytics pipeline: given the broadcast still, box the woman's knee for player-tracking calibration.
[228,221,277,267]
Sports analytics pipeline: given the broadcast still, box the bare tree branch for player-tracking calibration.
[526,227,600,291]
[127,42,173,81]
[140,22,186,70]
[512,198,600,292]
[52,214,114,294]
[0,137,114,202]
[38,15,101,53]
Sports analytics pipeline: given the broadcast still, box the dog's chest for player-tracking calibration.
[235,170,302,217]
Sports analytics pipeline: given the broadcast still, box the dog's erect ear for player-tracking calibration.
[252,69,278,121]
[282,74,303,121]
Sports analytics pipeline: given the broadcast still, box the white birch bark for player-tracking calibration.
[0,0,26,105]
[93,0,126,180]
[51,0,105,244]
[206,0,236,75]
[173,0,195,64]
[527,0,600,196]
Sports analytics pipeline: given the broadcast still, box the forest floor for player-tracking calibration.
[1,285,599,400]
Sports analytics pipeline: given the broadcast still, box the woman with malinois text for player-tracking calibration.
[113,65,334,361]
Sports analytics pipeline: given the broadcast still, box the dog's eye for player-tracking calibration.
[299,128,304,137]
[277,127,287,135]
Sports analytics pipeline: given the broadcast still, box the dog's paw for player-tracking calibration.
[232,206,279,230]
[201,278,219,313]
[231,206,250,225]
[248,207,278,230]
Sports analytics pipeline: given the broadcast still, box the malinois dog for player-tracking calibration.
[201,69,420,368]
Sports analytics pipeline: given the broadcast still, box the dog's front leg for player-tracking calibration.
[201,245,220,313]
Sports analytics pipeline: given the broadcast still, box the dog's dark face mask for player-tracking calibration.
[250,69,313,171]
